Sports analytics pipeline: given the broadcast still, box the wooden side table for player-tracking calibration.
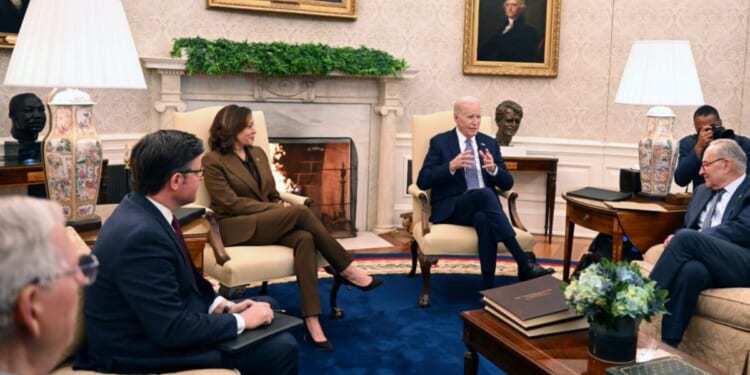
[461,309,720,375]
[77,204,209,272]
[561,193,687,281]
[504,156,558,243]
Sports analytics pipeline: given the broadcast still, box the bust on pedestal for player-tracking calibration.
[495,100,527,156]
[4,93,46,165]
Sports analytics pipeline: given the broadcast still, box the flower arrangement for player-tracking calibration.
[562,259,668,327]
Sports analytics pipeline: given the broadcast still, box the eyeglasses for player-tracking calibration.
[32,254,99,287]
[178,168,205,178]
[700,158,726,169]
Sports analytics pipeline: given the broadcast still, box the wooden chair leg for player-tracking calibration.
[418,254,438,308]
[218,285,246,299]
[325,266,345,319]
[407,239,419,277]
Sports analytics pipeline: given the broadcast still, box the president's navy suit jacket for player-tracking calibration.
[416,129,513,224]
[74,193,238,373]
[682,176,750,249]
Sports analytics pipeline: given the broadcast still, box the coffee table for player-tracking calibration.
[461,309,720,375]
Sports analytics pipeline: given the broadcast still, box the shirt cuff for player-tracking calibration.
[209,296,227,314]
[233,314,246,334]
[488,164,498,176]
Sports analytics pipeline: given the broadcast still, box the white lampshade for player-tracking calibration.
[3,0,146,89]
[615,40,704,107]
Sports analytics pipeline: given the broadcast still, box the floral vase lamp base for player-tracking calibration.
[638,106,678,201]
[43,89,103,231]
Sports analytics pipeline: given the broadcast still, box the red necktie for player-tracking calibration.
[171,216,197,280]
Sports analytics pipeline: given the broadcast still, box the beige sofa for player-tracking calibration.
[52,227,239,375]
[636,245,750,375]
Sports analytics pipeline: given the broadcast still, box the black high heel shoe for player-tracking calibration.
[340,275,384,291]
[303,323,333,351]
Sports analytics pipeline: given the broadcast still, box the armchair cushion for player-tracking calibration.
[413,222,534,255]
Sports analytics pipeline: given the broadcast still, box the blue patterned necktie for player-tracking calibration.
[702,188,725,230]
[464,138,480,190]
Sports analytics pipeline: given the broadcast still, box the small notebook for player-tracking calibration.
[174,206,206,226]
[218,313,302,353]
[567,187,632,202]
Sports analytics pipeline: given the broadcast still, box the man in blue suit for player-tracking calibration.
[416,96,553,288]
[651,138,750,348]
[74,130,298,374]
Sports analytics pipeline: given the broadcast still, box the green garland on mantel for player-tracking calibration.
[171,37,408,78]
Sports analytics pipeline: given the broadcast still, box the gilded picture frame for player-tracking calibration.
[463,0,560,77]
[0,0,30,49]
[207,0,357,20]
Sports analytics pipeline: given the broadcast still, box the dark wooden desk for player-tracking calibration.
[562,193,687,281]
[77,204,209,272]
[504,157,558,243]
[461,309,720,375]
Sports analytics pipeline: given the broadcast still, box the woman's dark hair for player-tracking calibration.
[209,105,252,154]
[129,130,204,195]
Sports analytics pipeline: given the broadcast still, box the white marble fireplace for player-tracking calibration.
[142,57,416,233]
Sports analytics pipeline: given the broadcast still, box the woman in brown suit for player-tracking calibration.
[202,105,383,351]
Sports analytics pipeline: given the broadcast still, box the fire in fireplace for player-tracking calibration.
[269,137,357,238]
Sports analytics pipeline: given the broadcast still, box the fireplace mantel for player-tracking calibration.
[142,57,417,233]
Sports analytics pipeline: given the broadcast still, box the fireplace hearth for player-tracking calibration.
[270,137,357,238]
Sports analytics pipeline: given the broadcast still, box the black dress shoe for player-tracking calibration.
[518,262,555,281]
[341,276,384,292]
[304,323,334,352]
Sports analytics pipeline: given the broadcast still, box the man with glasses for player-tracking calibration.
[0,196,97,375]
[650,138,750,348]
[74,130,298,375]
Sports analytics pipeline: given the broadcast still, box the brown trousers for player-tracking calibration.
[243,205,353,317]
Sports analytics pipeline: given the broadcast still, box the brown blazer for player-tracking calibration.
[202,146,284,246]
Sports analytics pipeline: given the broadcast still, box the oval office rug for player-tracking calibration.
[240,254,571,375]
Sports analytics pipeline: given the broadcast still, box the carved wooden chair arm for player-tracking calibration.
[495,188,528,232]
[407,183,431,235]
[204,210,231,266]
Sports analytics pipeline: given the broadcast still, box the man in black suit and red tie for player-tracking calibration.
[416,96,553,288]
[651,138,750,348]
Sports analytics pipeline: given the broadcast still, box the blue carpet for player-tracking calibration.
[244,265,519,374]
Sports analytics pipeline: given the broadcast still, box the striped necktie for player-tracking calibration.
[702,188,726,230]
[464,139,480,190]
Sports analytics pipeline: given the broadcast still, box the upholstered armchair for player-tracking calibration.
[173,106,346,318]
[636,245,750,375]
[407,111,536,307]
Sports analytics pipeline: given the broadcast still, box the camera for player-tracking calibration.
[710,123,734,139]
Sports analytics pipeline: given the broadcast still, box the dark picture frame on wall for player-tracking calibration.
[207,0,357,20]
[0,0,30,49]
[463,0,560,77]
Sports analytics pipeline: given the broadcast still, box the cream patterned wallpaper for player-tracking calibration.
[1,0,749,144]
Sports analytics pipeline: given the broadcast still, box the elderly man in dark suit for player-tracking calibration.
[74,130,298,374]
[416,96,552,288]
[651,138,750,348]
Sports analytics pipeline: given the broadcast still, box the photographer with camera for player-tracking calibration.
[674,105,750,188]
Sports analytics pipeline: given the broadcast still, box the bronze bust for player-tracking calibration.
[494,100,523,147]
[9,93,46,143]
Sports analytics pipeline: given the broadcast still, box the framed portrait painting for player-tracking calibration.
[463,0,560,77]
[0,0,30,48]
[207,0,357,20]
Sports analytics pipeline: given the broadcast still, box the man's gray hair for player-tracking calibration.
[0,197,65,334]
[454,96,481,114]
[710,138,748,173]
[504,0,526,9]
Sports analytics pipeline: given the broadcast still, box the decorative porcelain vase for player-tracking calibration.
[43,89,103,228]
[638,106,679,199]
[588,316,639,364]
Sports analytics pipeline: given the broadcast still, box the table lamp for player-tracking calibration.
[615,40,704,199]
[3,0,146,230]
